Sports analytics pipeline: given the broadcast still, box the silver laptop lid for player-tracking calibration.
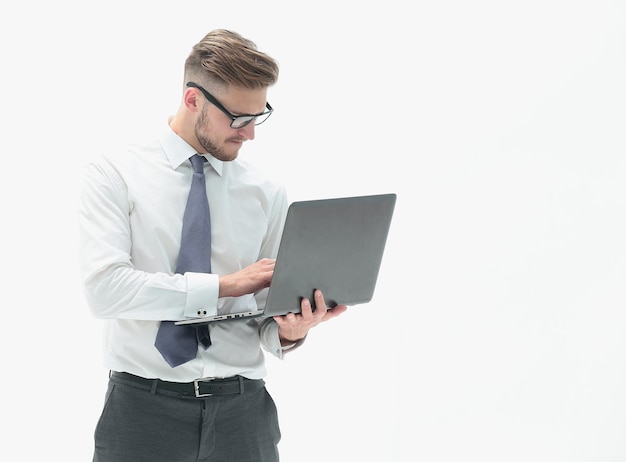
[262,193,397,315]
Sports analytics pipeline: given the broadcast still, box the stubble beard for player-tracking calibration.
[195,108,240,162]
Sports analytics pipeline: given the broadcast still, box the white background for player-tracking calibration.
[1,1,625,461]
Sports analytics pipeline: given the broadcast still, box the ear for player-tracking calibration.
[184,87,201,113]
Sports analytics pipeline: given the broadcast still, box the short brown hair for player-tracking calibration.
[184,29,279,90]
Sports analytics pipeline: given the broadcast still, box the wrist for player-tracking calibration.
[218,275,236,298]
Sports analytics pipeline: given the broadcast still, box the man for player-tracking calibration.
[79,29,347,462]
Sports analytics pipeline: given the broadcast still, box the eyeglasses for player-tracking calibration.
[186,81,273,129]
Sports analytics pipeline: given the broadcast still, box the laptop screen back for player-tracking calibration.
[263,193,397,315]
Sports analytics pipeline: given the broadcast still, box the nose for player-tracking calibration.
[237,123,255,141]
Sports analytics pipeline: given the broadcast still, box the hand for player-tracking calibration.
[219,258,275,298]
[274,289,348,344]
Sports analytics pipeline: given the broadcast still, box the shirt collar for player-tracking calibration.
[160,122,224,176]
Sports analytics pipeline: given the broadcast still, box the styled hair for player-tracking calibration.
[184,29,279,90]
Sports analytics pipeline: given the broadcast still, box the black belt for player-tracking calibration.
[110,371,265,398]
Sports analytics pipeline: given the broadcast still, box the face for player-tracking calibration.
[193,86,269,162]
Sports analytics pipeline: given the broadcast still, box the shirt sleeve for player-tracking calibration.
[254,188,307,358]
[79,159,219,321]
[258,318,306,359]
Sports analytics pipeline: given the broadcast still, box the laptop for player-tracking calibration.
[175,193,396,326]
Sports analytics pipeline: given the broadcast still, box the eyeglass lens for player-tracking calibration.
[231,111,272,129]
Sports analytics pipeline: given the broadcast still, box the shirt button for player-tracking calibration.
[197,309,207,316]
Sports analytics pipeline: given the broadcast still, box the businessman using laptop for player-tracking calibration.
[79,29,346,462]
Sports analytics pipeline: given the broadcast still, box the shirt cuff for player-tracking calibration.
[281,336,306,353]
[183,272,219,318]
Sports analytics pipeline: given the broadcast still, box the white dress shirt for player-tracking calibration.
[79,125,290,382]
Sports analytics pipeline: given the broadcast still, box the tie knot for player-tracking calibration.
[190,154,206,174]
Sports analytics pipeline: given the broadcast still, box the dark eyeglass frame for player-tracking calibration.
[186,81,273,129]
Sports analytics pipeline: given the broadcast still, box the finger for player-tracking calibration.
[273,311,296,326]
[299,297,313,318]
[272,314,287,327]
[313,290,329,316]
[284,312,299,323]
[325,304,348,320]
[258,258,275,271]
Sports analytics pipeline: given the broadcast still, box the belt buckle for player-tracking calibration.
[193,377,215,398]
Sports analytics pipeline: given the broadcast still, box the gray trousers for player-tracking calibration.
[93,375,281,462]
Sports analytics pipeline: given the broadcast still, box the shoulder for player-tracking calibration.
[91,139,167,177]
[83,139,167,196]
